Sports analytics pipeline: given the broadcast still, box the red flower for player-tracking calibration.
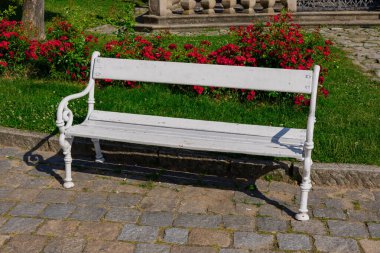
[320,87,329,97]
[247,90,256,101]
[193,85,204,95]
[168,43,177,50]
[184,44,194,50]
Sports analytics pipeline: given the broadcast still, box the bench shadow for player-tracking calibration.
[22,138,298,219]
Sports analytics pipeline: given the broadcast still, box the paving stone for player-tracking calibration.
[313,207,346,219]
[0,201,15,215]
[163,227,188,244]
[9,202,46,217]
[1,234,48,253]
[324,198,352,210]
[19,177,52,189]
[0,216,8,226]
[269,181,298,194]
[0,160,11,171]
[135,243,170,253]
[234,232,273,250]
[7,188,41,201]
[171,246,217,253]
[105,207,140,222]
[360,200,380,211]
[0,188,13,199]
[188,228,231,247]
[222,215,255,231]
[277,233,312,251]
[0,217,43,233]
[347,210,380,222]
[258,205,283,218]
[140,186,179,212]
[179,187,235,215]
[107,192,143,207]
[70,206,107,221]
[113,182,149,194]
[36,188,74,203]
[314,235,360,253]
[233,192,265,205]
[291,219,327,235]
[0,234,10,246]
[174,213,222,228]
[118,224,159,243]
[220,250,249,253]
[37,220,79,237]
[43,237,86,253]
[234,203,258,216]
[256,217,288,233]
[368,223,380,238]
[139,211,174,226]
[345,189,375,201]
[359,239,380,253]
[75,221,122,240]
[40,203,76,219]
[73,192,108,206]
[26,165,59,178]
[327,220,369,238]
[373,191,380,201]
[84,240,135,253]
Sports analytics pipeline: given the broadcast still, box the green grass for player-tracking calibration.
[44,0,135,30]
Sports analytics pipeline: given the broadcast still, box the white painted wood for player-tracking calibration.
[66,118,305,159]
[92,57,314,94]
[89,110,306,141]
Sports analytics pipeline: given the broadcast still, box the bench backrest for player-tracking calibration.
[87,51,320,149]
[92,57,314,94]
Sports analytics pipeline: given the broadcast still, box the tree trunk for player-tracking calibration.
[22,0,45,40]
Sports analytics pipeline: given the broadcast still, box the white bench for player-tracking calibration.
[56,51,320,221]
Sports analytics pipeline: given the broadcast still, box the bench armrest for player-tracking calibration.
[56,79,95,134]
[56,51,100,135]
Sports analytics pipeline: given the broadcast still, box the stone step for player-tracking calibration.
[135,20,380,32]
[136,11,380,32]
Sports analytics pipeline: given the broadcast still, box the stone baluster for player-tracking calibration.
[214,0,224,13]
[235,0,244,12]
[181,0,196,14]
[194,0,204,13]
[222,0,237,13]
[281,0,297,12]
[241,0,256,13]
[261,0,275,13]
[149,0,172,16]
[171,0,184,14]
[202,0,216,14]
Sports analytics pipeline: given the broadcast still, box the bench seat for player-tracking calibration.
[67,110,306,160]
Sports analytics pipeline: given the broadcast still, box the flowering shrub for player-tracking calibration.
[35,19,98,80]
[0,19,30,74]
[0,12,332,105]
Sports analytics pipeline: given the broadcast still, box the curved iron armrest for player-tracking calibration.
[55,51,100,149]
[56,79,95,133]
[55,79,95,149]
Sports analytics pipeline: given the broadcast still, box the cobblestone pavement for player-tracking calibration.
[0,145,379,253]
[320,27,380,80]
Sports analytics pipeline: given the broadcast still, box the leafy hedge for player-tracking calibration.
[0,13,332,104]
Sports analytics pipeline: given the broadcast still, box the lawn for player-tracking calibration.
[0,42,379,166]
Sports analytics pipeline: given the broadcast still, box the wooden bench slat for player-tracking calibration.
[89,110,306,142]
[66,111,306,159]
[93,58,314,94]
